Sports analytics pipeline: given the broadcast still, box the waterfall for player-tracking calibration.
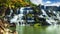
[39,9,59,25]
[41,9,53,24]
[41,9,49,17]
[56,12,60,20]
[9,7,60,26]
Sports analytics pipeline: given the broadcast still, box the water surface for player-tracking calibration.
[16,25,60,34]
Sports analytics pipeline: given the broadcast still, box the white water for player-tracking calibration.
[39,9,60,25]
[9,7,60,25]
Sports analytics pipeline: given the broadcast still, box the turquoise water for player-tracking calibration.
[16,25,60,34]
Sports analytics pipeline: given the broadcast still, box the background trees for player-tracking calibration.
[0,0,32,16]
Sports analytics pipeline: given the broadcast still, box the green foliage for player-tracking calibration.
[34,23,41,28]
[14,2,22,7]
[0,0,37,8]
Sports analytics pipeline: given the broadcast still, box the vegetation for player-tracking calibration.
[0,0,37,17]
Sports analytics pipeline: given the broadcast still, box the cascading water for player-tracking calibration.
[9,7,60,26]
[5,6,60,26]
[39,8,60,25]
[10,8,25,26]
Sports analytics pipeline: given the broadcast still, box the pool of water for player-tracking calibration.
[16,25,60,34]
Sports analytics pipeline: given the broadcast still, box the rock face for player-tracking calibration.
[0,18,10,34]
[0,28,3,34]
[38,18,50,25]
[0,19,5,34]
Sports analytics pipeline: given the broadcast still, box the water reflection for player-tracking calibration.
[17,25,60,34]
[46,25,60,34]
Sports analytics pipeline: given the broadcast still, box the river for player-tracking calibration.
[16,25,60,34]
